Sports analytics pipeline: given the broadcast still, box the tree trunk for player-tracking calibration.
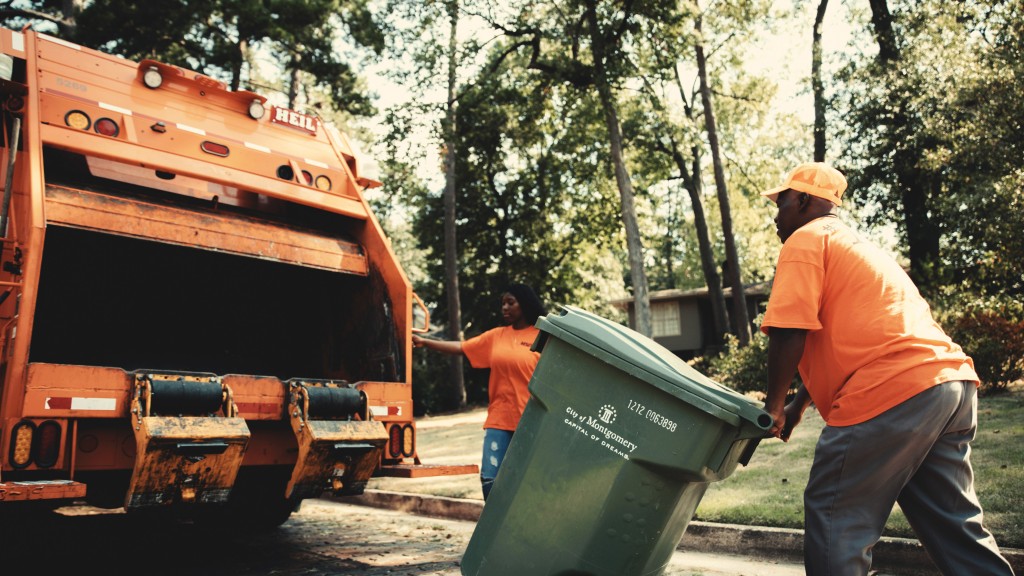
[442,0,466,408]
[867,0,941,287]
[584,0,651,337]
[287,53,300,109]
[229,39,246,92]
[813,0,828,162]
[672,64,728,345]
[695,11,750,345]
[58,0,82,37]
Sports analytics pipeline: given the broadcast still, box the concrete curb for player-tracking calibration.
[336,489,1023,575]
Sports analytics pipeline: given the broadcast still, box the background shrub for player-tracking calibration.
[939,294,1024,394]
[693,316,800,397]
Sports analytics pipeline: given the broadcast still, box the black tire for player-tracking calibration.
[198,466,301,531]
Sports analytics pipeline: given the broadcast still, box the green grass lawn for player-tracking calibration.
[694,383,1024,548]
[374,384,1023,549]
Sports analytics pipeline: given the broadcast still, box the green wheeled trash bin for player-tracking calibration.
[460,306,773,576]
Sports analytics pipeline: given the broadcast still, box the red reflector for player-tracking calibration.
[94,117,120,137]
[201,141,230,157]
[301,170,313,185]
[34,420,62,468]
[389,406,400,415]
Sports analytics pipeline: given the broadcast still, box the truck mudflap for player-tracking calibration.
[125,372,250,510]
[285,380,387,499]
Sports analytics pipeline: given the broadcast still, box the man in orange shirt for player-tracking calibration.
[760,162,1013,575]
[413,283,546,500]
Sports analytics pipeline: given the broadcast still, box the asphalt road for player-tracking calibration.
[6,499,805,576]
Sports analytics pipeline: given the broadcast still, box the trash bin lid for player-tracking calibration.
[536,305,771,431]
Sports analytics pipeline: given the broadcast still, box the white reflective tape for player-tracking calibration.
[369,406,401,417]
[71,397,117,411]
[40,34,81,50]
[11,32,24,53]
[177,123,206,135]
[305,158,328,169]
[99,102,133,116]
[46,397,117,410]
[245,142,271,153]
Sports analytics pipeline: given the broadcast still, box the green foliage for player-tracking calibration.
[27,0,384,118]
[936,293,1024,394]
[414,44,627,336]
[690,322,796,396]
[834,0,1024,296]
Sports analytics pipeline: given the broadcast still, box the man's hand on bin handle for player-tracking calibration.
[779,386,812,442]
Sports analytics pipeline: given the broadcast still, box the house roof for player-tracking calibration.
[611,281,771,306]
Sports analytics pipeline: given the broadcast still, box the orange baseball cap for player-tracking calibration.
[761,162,847,206]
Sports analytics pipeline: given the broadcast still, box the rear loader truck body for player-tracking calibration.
[0,28,473,527]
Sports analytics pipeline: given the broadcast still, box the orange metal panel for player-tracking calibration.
[39,124,368,219]
[43,186,369,274]
[2,31,50,424]
[23,363,132,418]
[36,34,140,85]
[359,381,414,423]
[34,42,362,199]
[223,374,288,421]
[36,90,360,203]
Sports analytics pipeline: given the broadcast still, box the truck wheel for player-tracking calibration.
[209,467,301,531]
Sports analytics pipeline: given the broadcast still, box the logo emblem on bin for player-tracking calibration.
[598,404,617,424]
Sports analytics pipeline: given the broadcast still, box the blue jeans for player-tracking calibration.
[480,428,513,500]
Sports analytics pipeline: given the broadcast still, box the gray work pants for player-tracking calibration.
[803,380,1014,576]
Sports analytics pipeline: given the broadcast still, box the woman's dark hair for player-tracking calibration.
[505,283,546,325]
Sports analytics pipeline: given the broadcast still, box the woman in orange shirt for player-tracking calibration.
[412,283,546,499]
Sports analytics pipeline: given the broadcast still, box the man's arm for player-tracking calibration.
[781,385,812,441]
[765,327,808,440]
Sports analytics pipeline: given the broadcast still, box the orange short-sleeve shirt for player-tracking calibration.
[761,217,978,426]
[462,325,541,431]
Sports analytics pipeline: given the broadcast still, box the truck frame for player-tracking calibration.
[0,28,472,526]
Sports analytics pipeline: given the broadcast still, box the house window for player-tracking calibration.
[651,301,681,337]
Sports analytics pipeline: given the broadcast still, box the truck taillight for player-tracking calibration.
[9,420,34,468]
[33,420,62,468]
[94,117,119,137]
[201,141,230,157]
[276,164,333,191]
[387,424,415,458]
[388,424,402,458]
[248,98,265,120]
[65,110,91,131]
[401,424,415,458]
[142,65,162,89]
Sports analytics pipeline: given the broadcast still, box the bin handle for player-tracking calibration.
[412,292,430,334]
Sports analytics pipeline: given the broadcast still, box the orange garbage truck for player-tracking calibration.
[0,27,473,526]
